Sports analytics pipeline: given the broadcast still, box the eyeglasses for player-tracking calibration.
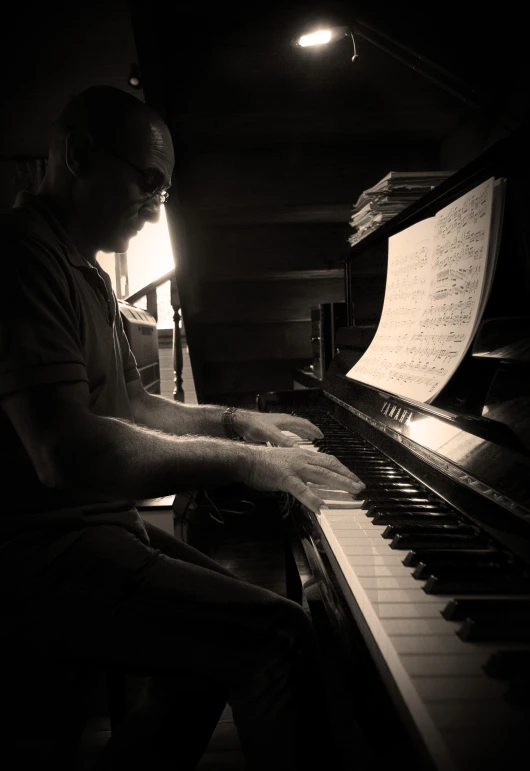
[102,145,171,205]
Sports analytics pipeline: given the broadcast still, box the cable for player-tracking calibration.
[350,30,359,63]
[174,491,197,541]
[202,489,256,525]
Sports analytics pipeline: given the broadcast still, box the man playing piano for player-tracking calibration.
[0,86,364,770]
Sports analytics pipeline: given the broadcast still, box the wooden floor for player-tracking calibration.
[74,501,288,770]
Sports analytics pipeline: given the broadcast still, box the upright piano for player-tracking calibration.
[258,130,530,771]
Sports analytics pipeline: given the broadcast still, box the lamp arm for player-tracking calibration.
[351,19,483,111]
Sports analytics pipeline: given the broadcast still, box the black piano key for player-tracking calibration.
[367,503,449,517]
[344,470,409,478]
[413,559,509,579]
[442,598,530,622]
[415,560,511,581]
[363,484,421,490]
[392,532,489,550]
[404,548,496,567]
[424,572,530,595]
[342,470,407,478]
[483,651,530,679]
[457,617,530,642]
[364,497,436,510]
[360,488,428,499]
[382,523,477,539]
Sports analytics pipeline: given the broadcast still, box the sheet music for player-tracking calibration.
[347,177,503,403]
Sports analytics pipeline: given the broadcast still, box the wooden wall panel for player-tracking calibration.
[201,359,311,405]
[196,271,345,324]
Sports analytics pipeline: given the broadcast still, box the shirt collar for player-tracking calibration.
[14,191,97,270]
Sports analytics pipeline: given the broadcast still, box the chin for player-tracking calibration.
[109,235,133,253]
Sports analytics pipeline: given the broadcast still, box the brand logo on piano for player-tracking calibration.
[381,401,412,425]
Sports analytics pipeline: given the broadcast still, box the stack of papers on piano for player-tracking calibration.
[348,171,453,247]
[346,176,506,404]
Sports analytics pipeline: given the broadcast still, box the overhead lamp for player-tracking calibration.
[296,26,358,62]
[295,19,488,113]
[128,63,142,89]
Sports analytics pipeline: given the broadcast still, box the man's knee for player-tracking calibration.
[262,595,317,659]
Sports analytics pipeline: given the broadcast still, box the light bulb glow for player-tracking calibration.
[298,30,332,47]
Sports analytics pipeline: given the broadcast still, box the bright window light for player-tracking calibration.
[298,30,332,47]
[126,205,175,296]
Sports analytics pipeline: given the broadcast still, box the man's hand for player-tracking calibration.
[234,411,323,446]
[243,444,364,514]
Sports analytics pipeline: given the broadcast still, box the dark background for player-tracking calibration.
[2,0,527,402]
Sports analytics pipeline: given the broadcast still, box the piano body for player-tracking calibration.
[258,130,530,770]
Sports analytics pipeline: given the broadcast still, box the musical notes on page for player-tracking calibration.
[346,177,505,403]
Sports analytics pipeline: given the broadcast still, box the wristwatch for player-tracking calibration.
[222,406,240,440]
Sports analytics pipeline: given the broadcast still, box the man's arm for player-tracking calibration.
[127,380,325,447]
[128,380,232,438]
[2,381,363,514]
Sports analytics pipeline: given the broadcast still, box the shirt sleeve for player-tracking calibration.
[0,240,88,398]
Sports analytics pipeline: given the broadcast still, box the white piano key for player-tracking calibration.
[352,565,419,578]
[321,500,360,507]
[381,618,457,636]
[346,555,406,566]
[414,676,507,702]
[392,635,474,655]
[318,511,456,771]
[363,588,451,603]
[324,512,369,519]
[341,545,402,557]
[401,654,488,677]
[359,576,425,590]
[313,490,357,500]
[326,514,380,526]
[320,520,385,533]
[326,520,386,533]
[326,520,385,530]
[376,602,447,618]
[335,537,386,545]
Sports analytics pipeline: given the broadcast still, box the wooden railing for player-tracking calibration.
[125,268,185,402]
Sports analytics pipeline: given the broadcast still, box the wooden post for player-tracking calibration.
[115,253,129,299]
[146,288,158,321]
[171,276,184,402]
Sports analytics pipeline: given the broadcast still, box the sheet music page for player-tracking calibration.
[346,177,495,403]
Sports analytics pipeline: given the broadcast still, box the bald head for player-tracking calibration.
[41,85,175,258]
[53,85,173,160]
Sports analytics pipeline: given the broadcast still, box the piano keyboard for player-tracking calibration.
[280,409,530,771]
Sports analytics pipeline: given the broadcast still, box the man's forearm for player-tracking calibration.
[54,414,253,500]
[135,392,249,438]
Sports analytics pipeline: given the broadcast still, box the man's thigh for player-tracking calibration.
[141,519,236,579]
[9,525,307,685]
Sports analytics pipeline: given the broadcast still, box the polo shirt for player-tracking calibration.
[0,192,150,577]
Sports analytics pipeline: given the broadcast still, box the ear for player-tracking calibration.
[64,130,96,179]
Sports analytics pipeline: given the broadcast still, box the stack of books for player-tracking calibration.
[348,171,453,247]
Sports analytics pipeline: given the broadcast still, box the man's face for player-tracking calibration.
[80,122,175,255]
